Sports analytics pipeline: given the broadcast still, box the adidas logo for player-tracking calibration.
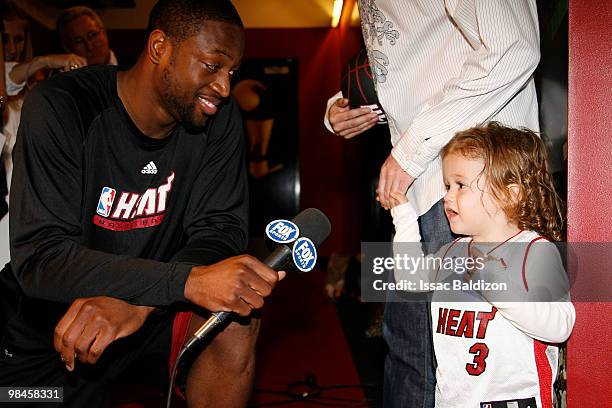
[141,161,158,174]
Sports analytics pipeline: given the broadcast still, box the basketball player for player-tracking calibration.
[0,1,283,407]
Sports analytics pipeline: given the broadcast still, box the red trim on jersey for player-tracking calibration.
[169,310,194,400]
[435,237,462,280]
[534,340,553,408]
[521,236,547,291]
[440,237,462,260]
[467,229,525,258]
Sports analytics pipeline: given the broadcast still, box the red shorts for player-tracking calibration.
[169,310,194,399]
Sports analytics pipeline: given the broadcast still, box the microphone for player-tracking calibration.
[182,208,331,351]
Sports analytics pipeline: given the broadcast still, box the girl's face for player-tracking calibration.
[442,153,514,242]
[3,18,27,62]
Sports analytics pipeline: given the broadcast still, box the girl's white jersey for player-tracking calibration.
[432,230,564,408]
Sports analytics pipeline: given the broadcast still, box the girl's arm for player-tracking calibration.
[390,193,455,289]
[7,54,87,95]
[476,242,575,343]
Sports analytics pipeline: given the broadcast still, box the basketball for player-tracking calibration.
[341,49,387,124]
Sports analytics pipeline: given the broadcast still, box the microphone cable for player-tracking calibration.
[165,312,228,408]
[165,343,187,408]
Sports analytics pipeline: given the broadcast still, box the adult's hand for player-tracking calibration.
[377,154,415,210]
[184,255,286,317]
[54,297,153,371]
[329,98,379,139]
[44,53,88,71]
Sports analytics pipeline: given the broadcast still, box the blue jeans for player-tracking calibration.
[382,198,454,408]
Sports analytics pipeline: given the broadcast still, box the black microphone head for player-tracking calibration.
[292,208,331,247]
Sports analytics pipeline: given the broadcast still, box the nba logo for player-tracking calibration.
[481,404,492,408]
[97,187,116,217]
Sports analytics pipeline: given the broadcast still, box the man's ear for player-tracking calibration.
[148,29,171,65]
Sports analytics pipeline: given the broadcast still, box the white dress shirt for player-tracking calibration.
[326,0,540,216]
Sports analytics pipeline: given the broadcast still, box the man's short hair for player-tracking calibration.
[56,6,105,46]
[147,0,243,42]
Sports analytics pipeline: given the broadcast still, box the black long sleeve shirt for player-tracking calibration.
[1,65,248,351]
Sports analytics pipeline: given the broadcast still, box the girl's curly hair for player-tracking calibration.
[441,122,565,241]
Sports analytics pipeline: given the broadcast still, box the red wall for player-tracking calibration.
[243,27,364,255]
[566,0,612,406]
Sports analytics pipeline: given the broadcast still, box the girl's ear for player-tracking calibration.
[507,183,521,204]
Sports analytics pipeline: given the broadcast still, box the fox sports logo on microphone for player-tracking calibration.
[265,219,300,244]
[292,237,317,272]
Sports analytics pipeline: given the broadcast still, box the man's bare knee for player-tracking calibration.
[188,315,260,368]
[211,319,259,367]
[184,316,260,407]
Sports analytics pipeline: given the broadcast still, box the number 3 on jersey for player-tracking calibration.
[466,342,489,376]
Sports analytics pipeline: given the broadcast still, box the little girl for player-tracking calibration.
[389,122,575,408]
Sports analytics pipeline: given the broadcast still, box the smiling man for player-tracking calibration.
[57,6,116,66]
[0,1,281,407]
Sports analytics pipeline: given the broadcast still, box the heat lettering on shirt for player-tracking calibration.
[94,172,175,231]
[436,307,497,339]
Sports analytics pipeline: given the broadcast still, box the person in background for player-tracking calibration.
[56,6,116,66]
[324,1,541,407]
[3,1,87,93]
